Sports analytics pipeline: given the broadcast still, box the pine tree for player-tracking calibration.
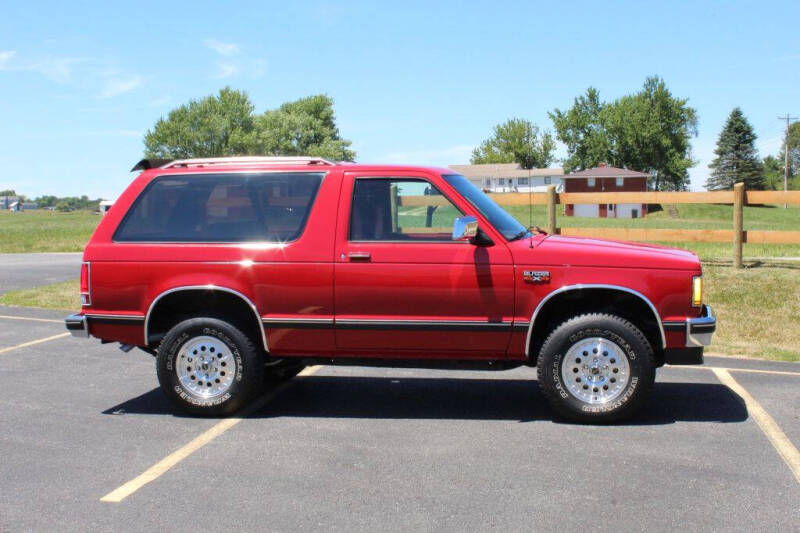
[706,108,765,190]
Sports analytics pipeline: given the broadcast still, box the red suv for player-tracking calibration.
[66,156,715,422]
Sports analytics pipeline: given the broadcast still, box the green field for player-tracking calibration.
[0,210,99,253]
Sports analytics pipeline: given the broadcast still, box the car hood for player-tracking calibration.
[510,234,701,270]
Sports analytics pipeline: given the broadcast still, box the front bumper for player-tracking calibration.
[65,313,89,338]
[662,305,716,365]
[686,304,716,347]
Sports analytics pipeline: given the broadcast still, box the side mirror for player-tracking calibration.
[452,215,478,241]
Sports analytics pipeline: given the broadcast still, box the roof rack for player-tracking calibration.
[161,156,336,169]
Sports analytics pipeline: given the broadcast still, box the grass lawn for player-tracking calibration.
[0,279,80,310]
[3,265,798,361]
[0,210,99,253]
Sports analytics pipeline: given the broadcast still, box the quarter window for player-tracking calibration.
[350,178,463,241]
[114,173,323,242]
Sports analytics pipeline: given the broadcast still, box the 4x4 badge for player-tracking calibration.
[523,270,550,283]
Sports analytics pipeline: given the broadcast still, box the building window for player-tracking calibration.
[616,177,624,187]
[499,178,505,185]
[484,179,491,187]
[544,176,551,184]
[518,177,529,185]
[587,178,596,187]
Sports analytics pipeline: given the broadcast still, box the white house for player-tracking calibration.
[448,163,564,193]
[99,200,115,216]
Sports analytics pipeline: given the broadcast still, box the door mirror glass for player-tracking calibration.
[452,215,478,241]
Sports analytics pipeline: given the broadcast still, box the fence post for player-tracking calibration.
[733,182,744,268]
[547,185,557,235]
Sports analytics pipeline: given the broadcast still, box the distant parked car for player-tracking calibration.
[66,156,715,422]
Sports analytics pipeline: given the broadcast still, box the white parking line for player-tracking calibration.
[100,366,321,503]
[712,368,800,485]
[0,333,70,354]
[0,314,63,324]
[674,365,800,378]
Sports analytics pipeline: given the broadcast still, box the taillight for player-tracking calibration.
[80,262,91,306]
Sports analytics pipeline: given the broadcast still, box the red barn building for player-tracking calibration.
[563,163,650,218]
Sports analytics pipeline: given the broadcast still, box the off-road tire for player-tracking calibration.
[157,317,264,416]
[536,313,655,423]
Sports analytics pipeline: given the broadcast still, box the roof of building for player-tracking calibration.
[448,163,564,179]
[564,164,650,179]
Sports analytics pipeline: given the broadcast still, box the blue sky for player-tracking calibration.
[1,0,798,199]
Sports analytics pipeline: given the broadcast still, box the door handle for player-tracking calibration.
[348,251,371,262]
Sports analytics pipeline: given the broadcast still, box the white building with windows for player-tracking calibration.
[448,163,564,193]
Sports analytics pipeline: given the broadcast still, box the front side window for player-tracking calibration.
[115,172,323,242]
[350,178,463,242]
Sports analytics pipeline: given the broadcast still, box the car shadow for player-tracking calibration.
[103,376,748,426]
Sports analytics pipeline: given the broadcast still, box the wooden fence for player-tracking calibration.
[484,184,800,268]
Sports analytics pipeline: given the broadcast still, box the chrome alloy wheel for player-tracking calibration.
[560,337,631,404]
[176,336,236,398]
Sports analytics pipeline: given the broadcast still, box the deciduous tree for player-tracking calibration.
[550,76,698,190]
[470,118,556,169]
[144,89,355,161]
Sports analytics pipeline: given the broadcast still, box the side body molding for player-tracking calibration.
[143,285,269,352]
[524,284,666,358]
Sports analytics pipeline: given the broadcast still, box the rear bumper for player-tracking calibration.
[65,313,89,338]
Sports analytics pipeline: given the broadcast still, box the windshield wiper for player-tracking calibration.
[508,230,529,242]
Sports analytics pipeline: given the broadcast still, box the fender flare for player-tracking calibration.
[524,284,666,358]
[143,285,268,352]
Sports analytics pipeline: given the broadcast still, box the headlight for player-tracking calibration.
[692,276,703,307]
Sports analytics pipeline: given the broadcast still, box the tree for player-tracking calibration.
[550,76,698,190]
[763,155,784,190]
[252,95,355,161]
[0,189,16,196]
[144,88,355,161]
[706,108,765,190]
[470,118,556,168]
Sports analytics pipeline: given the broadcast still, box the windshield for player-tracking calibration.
[443,174,529,241]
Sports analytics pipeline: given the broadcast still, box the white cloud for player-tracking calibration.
[0,52,80,82]
[0,50,16,68]
[205,39,240,56]
[379,144,475,167]
[99,75,144,98]
[213,62,240,79]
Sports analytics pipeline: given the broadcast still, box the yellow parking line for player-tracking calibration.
[713,368,800,485]
[0,315,63,324]
[100,365,320,503]
[0,333,70,354]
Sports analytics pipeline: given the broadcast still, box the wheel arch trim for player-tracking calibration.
[143,285,268,352]
[524,284,666,358]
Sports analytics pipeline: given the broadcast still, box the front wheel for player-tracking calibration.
[156,317,264,416]
[536,313,655,423]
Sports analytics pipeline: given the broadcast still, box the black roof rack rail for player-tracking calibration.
[131,158,174,172]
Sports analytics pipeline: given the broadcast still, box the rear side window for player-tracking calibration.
[114,172,324,242]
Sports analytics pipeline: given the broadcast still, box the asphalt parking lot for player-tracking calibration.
[0,253,82,295]
[0,305,798,531]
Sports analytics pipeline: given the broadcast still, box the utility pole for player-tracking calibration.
[778,114,799,208]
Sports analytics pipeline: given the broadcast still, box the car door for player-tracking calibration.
[333,171,515,357]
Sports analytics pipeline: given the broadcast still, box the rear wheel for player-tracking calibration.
[536,313,655,423]
[156,317,264,416]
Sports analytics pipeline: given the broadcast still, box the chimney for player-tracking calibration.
[598,162,607,168]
